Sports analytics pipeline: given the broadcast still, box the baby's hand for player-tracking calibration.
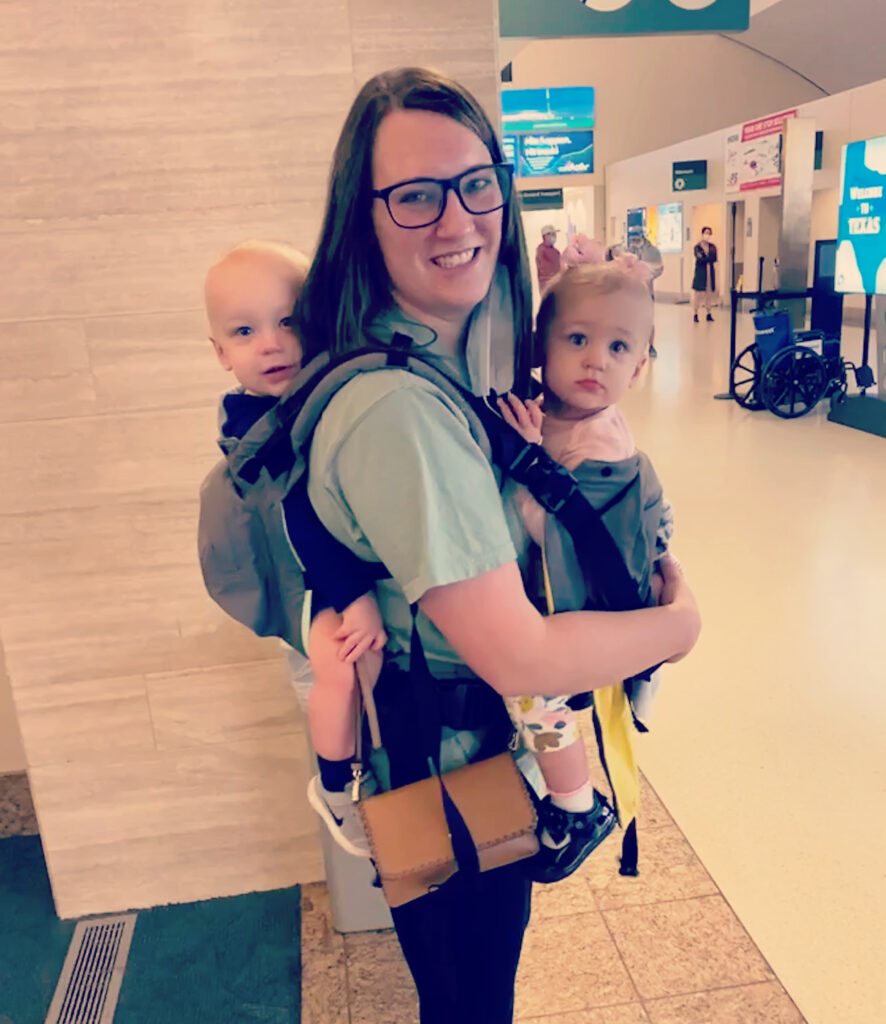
[497,392,544,446]
[334,593,387,663]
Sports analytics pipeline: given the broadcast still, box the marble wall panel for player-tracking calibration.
[85,309,229,414]
[347,0,500,119]
[147,659,302,750]
[0,204,325,320]
[0,407,215,516]
[14,675,157,768]
[2,0,499,916]
[29,733,322,918]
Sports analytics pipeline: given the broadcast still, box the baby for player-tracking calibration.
[204,240,385,856]
[498,252,676,883]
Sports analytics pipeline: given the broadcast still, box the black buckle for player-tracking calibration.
[508,445,577,514]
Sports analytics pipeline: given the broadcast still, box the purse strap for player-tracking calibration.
[351,614,484,879]
[350,657,381,801]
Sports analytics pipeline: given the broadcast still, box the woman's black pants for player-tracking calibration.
[389,861,533,1024]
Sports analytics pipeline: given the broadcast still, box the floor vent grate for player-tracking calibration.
[44,914,137,1024]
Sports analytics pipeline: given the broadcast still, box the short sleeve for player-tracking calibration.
[309,371,517,604]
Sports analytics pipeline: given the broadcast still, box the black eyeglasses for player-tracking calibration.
[372,163,514,229]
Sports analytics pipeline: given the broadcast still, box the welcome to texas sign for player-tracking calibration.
[500,0,750,36]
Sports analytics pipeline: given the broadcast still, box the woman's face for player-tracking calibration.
[371,109,503,330]
[701,229,712,243]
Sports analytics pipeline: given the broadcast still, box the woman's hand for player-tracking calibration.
[655,554,701,662]
[497,392,544,446]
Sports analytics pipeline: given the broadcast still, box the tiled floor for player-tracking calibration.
[300,770,805,1024]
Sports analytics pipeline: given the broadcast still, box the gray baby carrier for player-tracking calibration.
[198,341,496,655]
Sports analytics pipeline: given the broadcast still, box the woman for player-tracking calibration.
[692,226,718,322]
[296,67,700,1024]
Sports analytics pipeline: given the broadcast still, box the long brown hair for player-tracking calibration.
[295,66,533,394]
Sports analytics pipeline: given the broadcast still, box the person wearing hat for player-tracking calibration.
[535,224,562,292]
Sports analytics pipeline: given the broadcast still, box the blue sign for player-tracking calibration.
[502,87,595,134]
[836,135,886,295]
[507,131,594,177]
[501,0,749,37]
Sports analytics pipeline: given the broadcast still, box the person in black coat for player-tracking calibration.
[691,226,717,322]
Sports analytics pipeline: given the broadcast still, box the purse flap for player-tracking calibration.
[441,753,537,850]
[358,775,454,878]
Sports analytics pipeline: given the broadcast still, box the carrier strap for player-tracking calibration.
[506,445,644,612]
[234,346,493,491]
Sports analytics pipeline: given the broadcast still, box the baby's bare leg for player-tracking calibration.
[536,742,591,796]
[308,608,358,760]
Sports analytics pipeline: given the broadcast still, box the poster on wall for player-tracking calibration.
[646,205,659,247]
[502,87,595,177]
[725,110,797,192]
[626,206,646,244]
[725,131,741,191]
[657,202,683,253]
[835,135,886,295]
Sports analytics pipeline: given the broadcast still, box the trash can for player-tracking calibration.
[287,647,393,933]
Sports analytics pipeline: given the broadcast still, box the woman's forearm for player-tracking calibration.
[419,562,700,698]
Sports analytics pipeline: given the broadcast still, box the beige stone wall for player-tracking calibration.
[1,0,498,917]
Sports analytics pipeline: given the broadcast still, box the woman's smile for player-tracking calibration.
[431,247,480,269]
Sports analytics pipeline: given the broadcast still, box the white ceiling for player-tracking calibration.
[502,0,886,99]
[723,0,886,96]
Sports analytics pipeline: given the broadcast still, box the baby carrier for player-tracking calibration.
[199,306,660,875]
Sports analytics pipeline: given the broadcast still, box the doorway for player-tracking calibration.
[690,203,725,305]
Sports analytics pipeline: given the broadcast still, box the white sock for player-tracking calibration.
[550,782,594,814]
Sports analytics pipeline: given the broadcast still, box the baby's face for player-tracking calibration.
[543,286,651,419]
[206,252,303,397]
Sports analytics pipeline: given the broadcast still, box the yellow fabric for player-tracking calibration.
[541,542,640,827]
[588,683,639,826]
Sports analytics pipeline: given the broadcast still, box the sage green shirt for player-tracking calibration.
[308,364,527,665]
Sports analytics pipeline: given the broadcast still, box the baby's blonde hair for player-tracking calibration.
[208,239,310,281]
[534,261,654,363]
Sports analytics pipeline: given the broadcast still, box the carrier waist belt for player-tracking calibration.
[384,657,504,732]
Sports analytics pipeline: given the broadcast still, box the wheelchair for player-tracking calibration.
[730,306,874,419]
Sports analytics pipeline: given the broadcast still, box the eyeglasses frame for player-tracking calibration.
[371,162,515,230]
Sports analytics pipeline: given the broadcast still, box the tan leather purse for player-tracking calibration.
[353,665,539,909]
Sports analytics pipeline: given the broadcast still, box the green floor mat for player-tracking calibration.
[113,886,301,1024]
[0,835,300,1024]
[0,834,76,1022]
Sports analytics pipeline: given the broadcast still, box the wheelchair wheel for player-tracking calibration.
[761,345,828,418]
[731,344,764,410]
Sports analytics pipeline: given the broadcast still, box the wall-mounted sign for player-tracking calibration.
[502,88,595,178]
[501,0,749,37]
[673,160,707,191]
[502,87,595,134]
[836,134,886,295]
[505,131,594,178]
[519,188,565,211]
[725,110,798,192]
